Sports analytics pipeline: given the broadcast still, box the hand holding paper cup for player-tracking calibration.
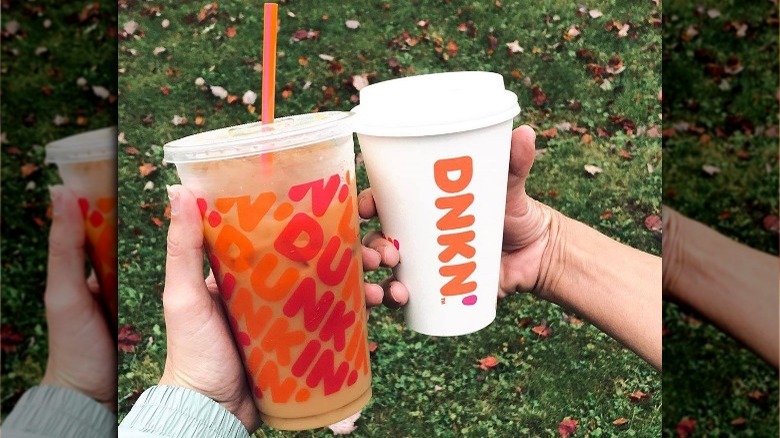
[354,72,520,336]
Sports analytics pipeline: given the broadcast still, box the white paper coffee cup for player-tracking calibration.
[353,72,520,336]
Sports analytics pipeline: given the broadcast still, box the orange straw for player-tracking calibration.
[262,3,278,124]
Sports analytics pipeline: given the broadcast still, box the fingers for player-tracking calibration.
[357,188,377,219]
[162,185,210,316]
[45,185,89,312]
[361,246,382,271]
[362,231,400,267]
[506,125,537,199]
[86,270,100,296]
[380,276,409,309]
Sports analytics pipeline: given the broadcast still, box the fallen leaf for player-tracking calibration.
[540,127,557,138]
[195,116,205,126]
[707,9,721,18]
[558,418,578,438]
[319,54,335,62]
[581,133,593,144]
[144,181,155,191]
[139,163,157,177]
[676,418,696,438]
[646,126,661,138]
[702,164,721,176]
[618,149,633,160]
[125,146,140,155]
[584,164,603,175]
[118,324,142,353]
[1,324,24,353]
[506,40,524,54]
[21,163,39,178]
[211,86,228,99]
[531,85,547,107]
[242,90,258,105]
[164,203,172,219]
[92,86,110,99]
[645,215,662,231]
[589,9,603,18]
[748,390,768,401]
[681,25,699,41]
[225,26,237,38]
[763,215,779,233]
[153,46,166,56]
[352,74,370,91]
[563,24,580,41]
[446,40,459,57]
[161,19,170,28]
[160,86,171,95]
[613,417,629,426]
[629,390,650,402]
[226,95,239,104]
[328,411,360,435]
[478,356,500,370]
[532,320,552,338]
[345,20,360,29]
[617,23,630,37]
[151,217,163,228]
[731,417,746,426]
[368,341,378,352]
[123,20,138,35]
[171,115,187,126]
[518,316,533,328]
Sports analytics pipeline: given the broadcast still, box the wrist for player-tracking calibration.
[40,371,117,413]
[533,207,571,302]
[661,207,686,300]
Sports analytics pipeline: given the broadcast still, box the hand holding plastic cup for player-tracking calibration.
[354,71,520,336]
[163,112,372,430]
[45,127,119,329]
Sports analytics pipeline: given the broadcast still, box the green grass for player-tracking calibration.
[662,0,779,435]
[0,1,117,417]
[117,0,662,435]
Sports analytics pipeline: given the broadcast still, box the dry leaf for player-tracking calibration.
[540,127,557,138]
[352,74,370,91]
[171,115,187,126]
[118,324,142,353]
[589,9,603,18]
[702,164,721,176]
[581,133,593,144]
[225,26,236,38]
[506,40,524,53]
[629,390,650,402]
[532,320,552,338]
[676,418,696,438]
[763,215,779,233]
[731,417,746,426]
[139,162,157,177]
[151,217,163,228]
[242,90,257,105]
[92,86,110,99]
[123,20,138,35]
[328,411,360,435]
[345,20,360,29]
[564,24,580,41]
[319,54,335,62]
[584,164,603,175]
[210,86,228,99]
[645,215,662,232]
[21,163,39,178]
[478,356,500,370]
[194,116,205,126]
[558,418,578,438]
[125,146,140,155]
[613,417,629,426]
[153,46,166,56]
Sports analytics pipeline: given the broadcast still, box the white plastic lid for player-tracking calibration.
[45,126,117,164]
[352,71,520,137]
[163,112,353,163]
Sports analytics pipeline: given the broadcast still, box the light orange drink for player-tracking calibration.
[164,112,371,430]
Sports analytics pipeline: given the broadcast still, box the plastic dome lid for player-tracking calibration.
[163,112,353,163]
[352,71,520,137]
[45,126,117,164]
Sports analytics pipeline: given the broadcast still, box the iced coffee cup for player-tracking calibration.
[163,112,372,430]
[353,71,520,337]
[45,127,118,329]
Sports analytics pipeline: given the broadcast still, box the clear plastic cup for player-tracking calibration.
[353,72,520,336]
[45,126,118,329]
[163,112,372,430]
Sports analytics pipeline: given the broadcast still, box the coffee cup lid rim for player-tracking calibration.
[163,111,352,164]
[45,126,117,164]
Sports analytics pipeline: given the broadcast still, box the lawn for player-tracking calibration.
[662,0,779,436]
[0,0,117,418]
[117,0,663,436]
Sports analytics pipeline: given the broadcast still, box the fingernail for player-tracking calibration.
[49,185,63,217]
[389,283,401,304]
[167,185,179,216]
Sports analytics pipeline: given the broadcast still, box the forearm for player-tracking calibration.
[664,213,779,367]
[538,212,662,369]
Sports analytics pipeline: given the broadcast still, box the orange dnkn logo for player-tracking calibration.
[433,156,478,306]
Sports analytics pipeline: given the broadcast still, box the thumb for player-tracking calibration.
[505,125,537,218]
[45,185,90,314]
[162,185,211,318]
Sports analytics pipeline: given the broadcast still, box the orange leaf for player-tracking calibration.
[731,417,746,426]
[195,116,206,126]
[558,418,578,438]
[618,149,633,160]
[532,320,552,338]
[581,133,593,144]
[160,86,171,95]
[125,146,140,155]
[163,203,172,219]
[478,356,499,370]
[368,341,378,352]
[613,417,629,426]
[21,163,39,178]
[600,210,613,220]
[540,127,557,138]
[645,215,662,232]
[139,162,157,177]
[226,95,239,104]
[629,390,650,402]
[225,26,236,38]
[151,217,163,227]
[446,40,459,57]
